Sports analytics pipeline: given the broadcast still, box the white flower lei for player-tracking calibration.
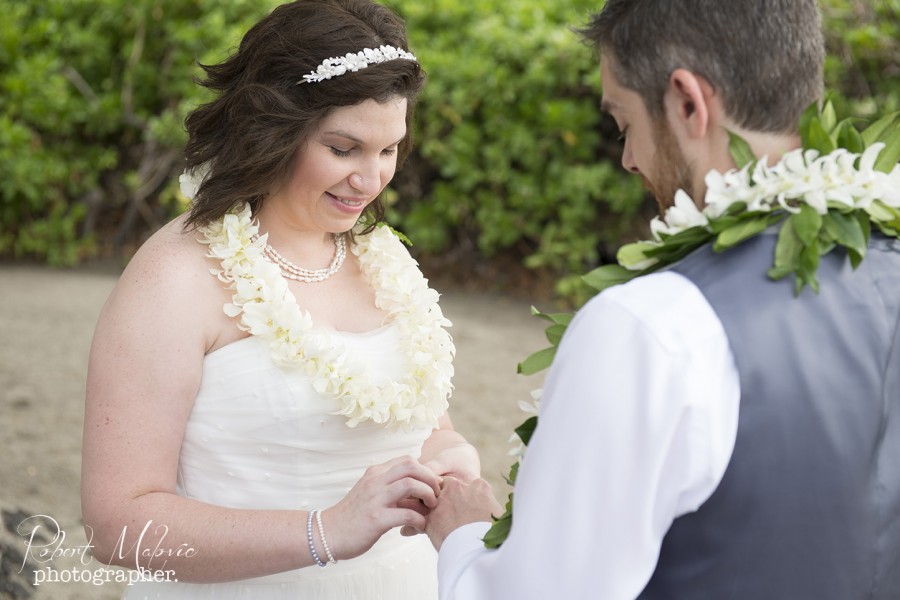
[199,203,455,430]
[641,142,900,252]
[604,141,900,292]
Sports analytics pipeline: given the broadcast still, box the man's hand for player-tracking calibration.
[424,476,503,550]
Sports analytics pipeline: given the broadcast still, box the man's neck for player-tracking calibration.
[739,129,802,167]
[691,126,801,208]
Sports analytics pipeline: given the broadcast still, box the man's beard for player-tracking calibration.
[643,118,695,215]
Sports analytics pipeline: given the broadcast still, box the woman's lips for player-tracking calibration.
[326,192,366,212]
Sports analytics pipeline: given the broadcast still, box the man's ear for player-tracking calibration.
[664,68,718,140]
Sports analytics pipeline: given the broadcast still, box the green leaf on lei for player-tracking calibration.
[792,204,823,246]
[836,120,865,155]
[515,416,538,446]
[861,111,899,147]
[857,211,872,252]
[796,239,821,295]
[505,461,519,486]
[807,117,837,154]
[820,98,838,133]
[868,202,900,237]
[728,130,756,168]
[824,211,867,268]
[378,223,413,246]
[707,203,752,234]
[517,346,556,375]
[873,127,900,173]
[768,216,802,281]
[714,214,780,252]
[530,305,573,326]
[582,263,640,292]
[617,241,661,270]
[482,509,512,550]
[544,323,567,346]
[643,227,713,261]
[483,416,537,550]
[648,225,712,248]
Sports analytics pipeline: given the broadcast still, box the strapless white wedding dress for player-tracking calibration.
[122,325,438,599]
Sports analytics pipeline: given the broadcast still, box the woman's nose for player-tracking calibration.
[350,163,382,195]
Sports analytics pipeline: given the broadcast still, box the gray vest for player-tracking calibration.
[637,231,900,599]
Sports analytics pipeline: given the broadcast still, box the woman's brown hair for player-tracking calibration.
[182,0,425,230]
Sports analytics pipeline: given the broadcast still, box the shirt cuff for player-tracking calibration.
[437,522,493,595]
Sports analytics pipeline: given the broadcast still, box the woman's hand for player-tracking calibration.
[422,440,481,482]
[419,414,482,482]
[399,415,482,537]
[322,455,443,560]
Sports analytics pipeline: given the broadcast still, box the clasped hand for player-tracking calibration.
[417,442,503,550]
[324,442,501,561]
[420,474,503,550]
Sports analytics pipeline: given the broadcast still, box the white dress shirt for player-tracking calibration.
[438,271,741,599]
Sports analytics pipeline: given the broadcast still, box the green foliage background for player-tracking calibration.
[1,0,897,301]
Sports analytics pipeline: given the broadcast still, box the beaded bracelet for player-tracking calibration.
[315,509,338,565]
[306,510,327,568]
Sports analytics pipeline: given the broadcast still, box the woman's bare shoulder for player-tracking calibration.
[99,213,227,350]
[122,213,211,282]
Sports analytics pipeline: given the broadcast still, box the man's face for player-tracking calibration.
[600,56,695,214]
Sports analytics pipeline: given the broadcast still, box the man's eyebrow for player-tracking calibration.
[600,99,616,114]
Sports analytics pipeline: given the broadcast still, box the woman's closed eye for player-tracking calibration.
[329,146,397,158]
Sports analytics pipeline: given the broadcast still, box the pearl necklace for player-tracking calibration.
[262,235,347,283]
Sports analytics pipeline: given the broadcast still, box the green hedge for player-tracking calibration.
[1,0,897,301]
[0,0,275,264]
[393,0,645,300]
[822,0,900,118]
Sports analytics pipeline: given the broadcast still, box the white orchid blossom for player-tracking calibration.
[650,189,710,240]
[178,163,211,201]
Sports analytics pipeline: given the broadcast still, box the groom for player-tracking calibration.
[424,1,900,598]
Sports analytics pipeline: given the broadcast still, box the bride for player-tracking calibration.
[81,1,481,597]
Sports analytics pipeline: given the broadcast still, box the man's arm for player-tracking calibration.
[429,271,741,599]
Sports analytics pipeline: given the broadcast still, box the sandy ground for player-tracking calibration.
[0,263,548,599]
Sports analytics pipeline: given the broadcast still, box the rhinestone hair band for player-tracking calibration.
[298,45,417,84]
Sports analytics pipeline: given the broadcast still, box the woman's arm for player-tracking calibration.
[81,226,440,582]
[419,414,481,482]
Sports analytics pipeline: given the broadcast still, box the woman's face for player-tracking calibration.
[264,97,408,235]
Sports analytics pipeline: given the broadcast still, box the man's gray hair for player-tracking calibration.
[580,0,825,133]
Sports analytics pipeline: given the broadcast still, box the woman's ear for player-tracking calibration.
[664,68,719,140]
